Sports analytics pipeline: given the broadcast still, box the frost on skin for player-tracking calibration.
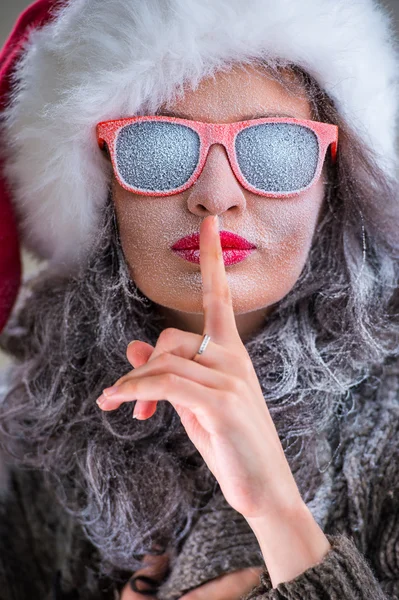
[112,64,327,340]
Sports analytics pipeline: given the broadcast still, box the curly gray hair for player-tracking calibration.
[1,63,399,578]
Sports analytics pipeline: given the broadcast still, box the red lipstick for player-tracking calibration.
[171,231,256,265]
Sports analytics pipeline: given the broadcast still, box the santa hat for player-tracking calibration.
[0,0,398,332]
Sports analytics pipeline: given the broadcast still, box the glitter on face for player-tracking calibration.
[116,121,200,192]
[235,123,319,192]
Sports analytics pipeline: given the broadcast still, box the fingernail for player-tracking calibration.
[103,386,120,397]
[132,408,142,419]
[130,575,160,594]
[128,340,140,348]
[96,394,106,407]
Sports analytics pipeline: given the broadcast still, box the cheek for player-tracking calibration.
[111,186,186,280]
[114,202,165,273]
[112,178,158,250]
[275,208,316,258]
[256,192,324,278]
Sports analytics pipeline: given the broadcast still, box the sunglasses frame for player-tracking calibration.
[96,115,338,198]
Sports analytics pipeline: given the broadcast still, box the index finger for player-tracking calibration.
[199,215,241,346]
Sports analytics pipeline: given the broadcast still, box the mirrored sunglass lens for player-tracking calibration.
[235,123,319,193]
[115,121,200,192]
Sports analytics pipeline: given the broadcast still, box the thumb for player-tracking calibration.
[127,340,154,367]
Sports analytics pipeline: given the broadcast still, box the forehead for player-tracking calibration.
[157,63,313,123]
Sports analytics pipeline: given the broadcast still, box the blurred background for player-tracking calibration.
[0,0,399,368]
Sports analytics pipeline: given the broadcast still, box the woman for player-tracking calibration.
[0,0,398,599]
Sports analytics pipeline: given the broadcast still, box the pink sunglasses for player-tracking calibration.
[96,115,338,198]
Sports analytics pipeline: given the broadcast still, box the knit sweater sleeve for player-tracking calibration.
[244,532,394,599]
[156,490,265,600]
[240,399,399,600]
[157,496,395,600]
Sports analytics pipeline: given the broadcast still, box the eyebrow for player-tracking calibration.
[155,109,297,120]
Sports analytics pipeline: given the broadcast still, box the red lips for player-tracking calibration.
[171,231,256,250]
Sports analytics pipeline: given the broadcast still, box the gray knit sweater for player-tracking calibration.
[1,354,399,600]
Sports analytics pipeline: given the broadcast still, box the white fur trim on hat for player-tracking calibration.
[2,0,399,268]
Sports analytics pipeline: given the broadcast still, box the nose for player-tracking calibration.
[186,143,247,218]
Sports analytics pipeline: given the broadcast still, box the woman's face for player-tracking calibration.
[112,64,327,339]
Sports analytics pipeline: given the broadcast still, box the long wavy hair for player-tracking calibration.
[1,61,399,578]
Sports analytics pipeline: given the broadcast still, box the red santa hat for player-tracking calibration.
[0,0,56,333]
[0,0,398,333]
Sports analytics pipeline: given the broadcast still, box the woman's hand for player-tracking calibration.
[118,550,264,600]
[96,215,303,520]
[117,340,266,600]
[178,567,265,600]
[118,338,265,600]
[119,552,169,599]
